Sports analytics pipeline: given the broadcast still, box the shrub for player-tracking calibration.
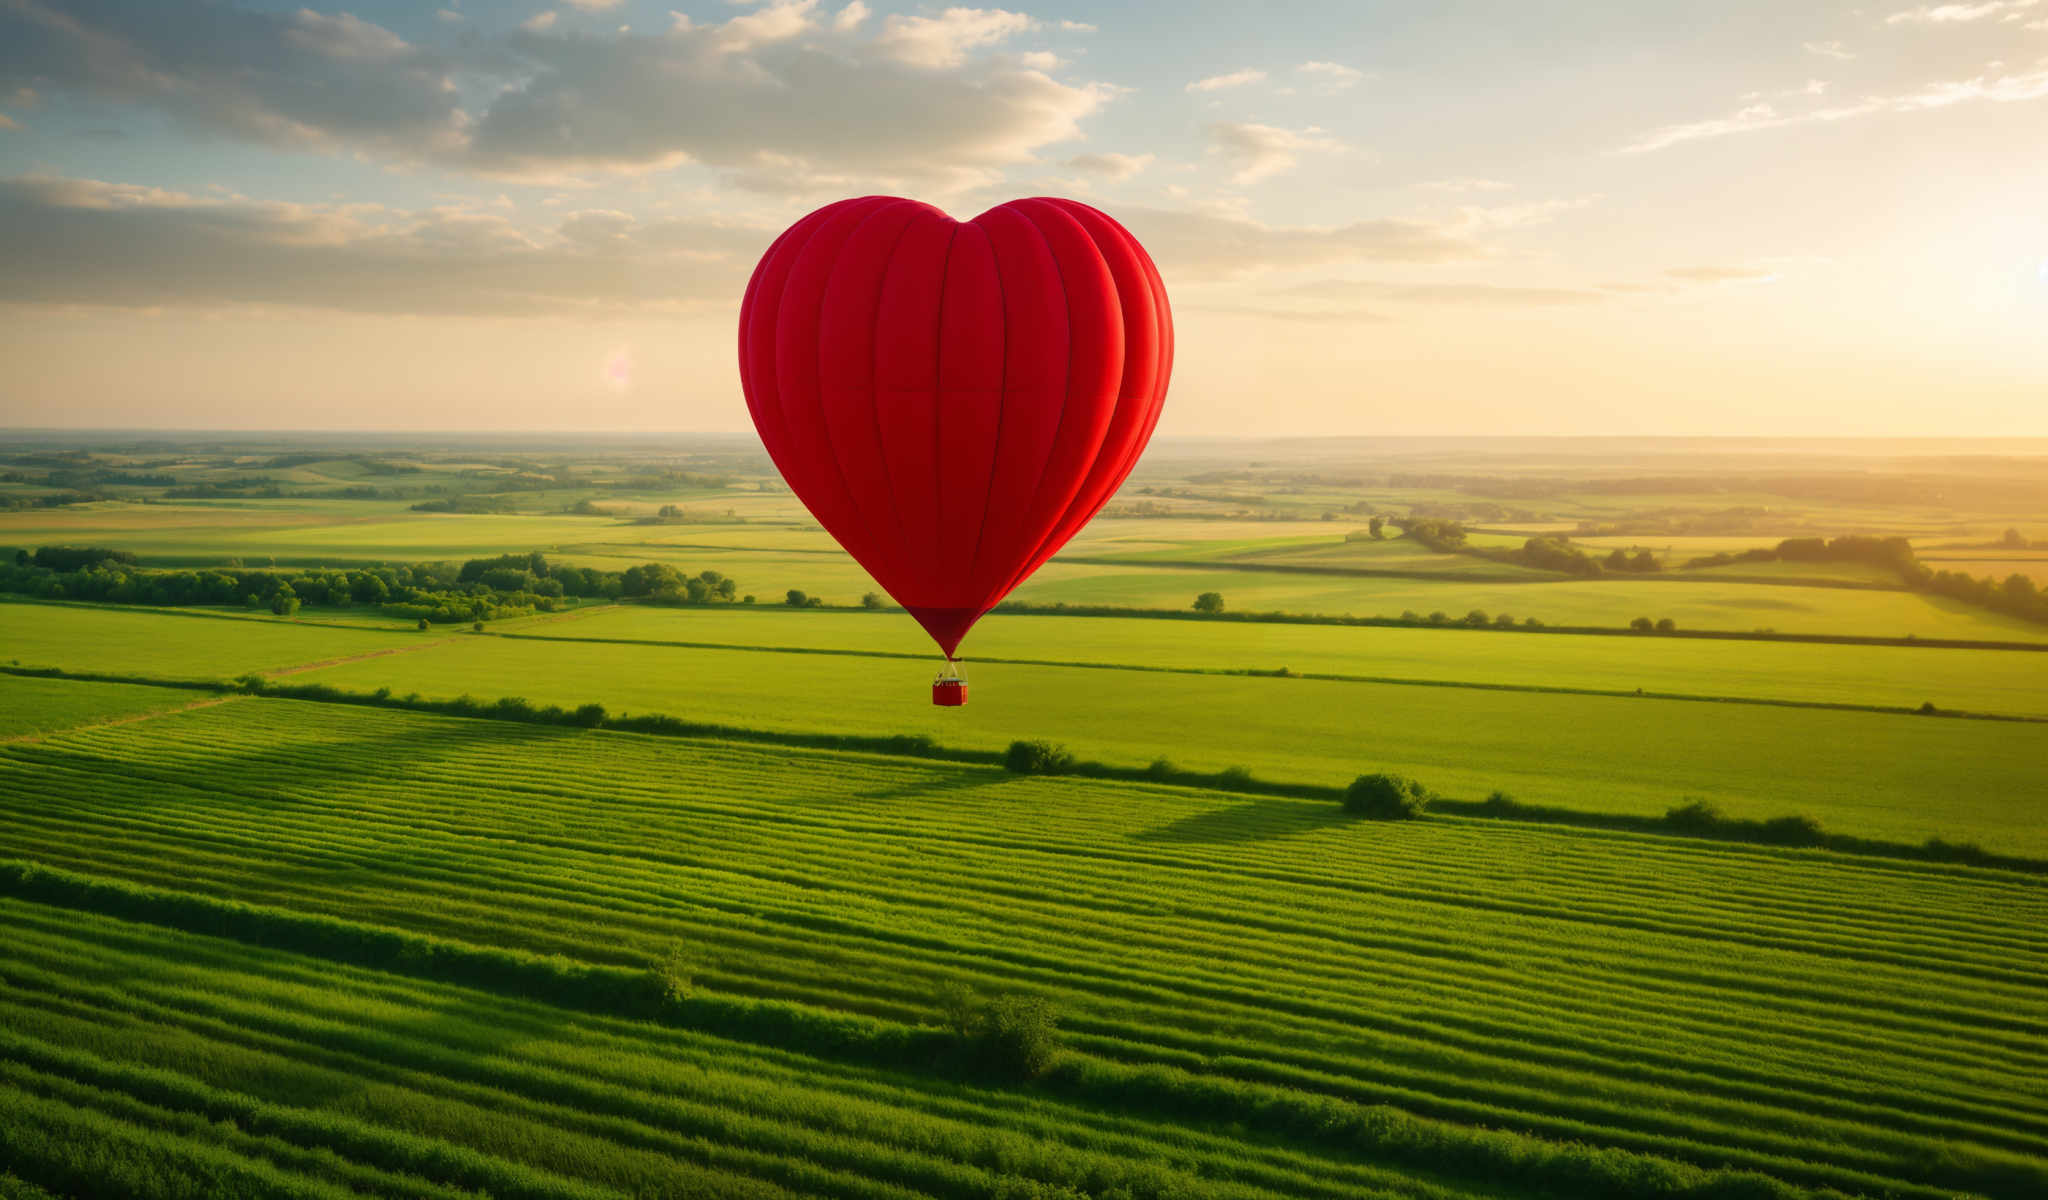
[861,591,885,609]
[1629,616,1654,632]
[1664,798,1723,832]
[1343,773,1432,820]
[1760,814,1825,846]
[1655,617,1677,632]
[1192,591,1224,614]
[1493,613,1516,628]
[1004,740,1075,775]
[571,703,607,728]
[1144,757,1176,780]
[472,620,484,632]
[417,617,430,630]
[947,988,1061,1079]
[1216,765,1255,789]
[1917,701,1939,715]
[785,589,810,608]
[652,944,693,1003]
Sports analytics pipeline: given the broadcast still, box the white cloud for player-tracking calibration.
[521,10,559,32]
[1618,63,2048,152]
[0,174,772,315]
[1018,50,1061,70]
[874,7,1034,69]
[1205,121,1338,183]
[1297,60,1362,92]
[1057,20,1096,32]
[564,0,626,10]
[0,0,1113,191]
[1885,0,2038,24]
[1803,40,1854,59]
[1278,279,1606,308]
[1419,177,1511,193]
[1064,151,1154,179]
[1666,265,1779,283]
[1187,68,1266,93]
[1117,206,1479,280]
[833,1,870,32]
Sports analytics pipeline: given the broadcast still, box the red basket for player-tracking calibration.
[932,678,968,707]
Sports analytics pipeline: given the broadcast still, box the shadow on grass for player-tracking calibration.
[1131,798,1353,846]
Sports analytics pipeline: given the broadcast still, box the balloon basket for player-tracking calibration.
[932,660,968,707]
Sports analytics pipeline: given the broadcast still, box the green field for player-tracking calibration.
[0,673,210,739]
[0,601,427,679]
[524,606,2048,718]
[2,696,2043,1200]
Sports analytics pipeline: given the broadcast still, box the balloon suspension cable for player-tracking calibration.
[936,656,964,681]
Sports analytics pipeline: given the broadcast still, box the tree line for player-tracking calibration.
[0,546,747,625]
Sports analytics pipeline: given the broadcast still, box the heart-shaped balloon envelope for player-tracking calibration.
[738,196,1173,658]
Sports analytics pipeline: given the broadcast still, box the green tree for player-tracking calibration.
[1343,773,1432,819]
[1192,591,1225,614]
[1655,617,1677,632]
[1630,616,1654,632]
[862,591,886,609]
[269,586,300,616]
[785,589,810,607]
[1368,515,1385,539]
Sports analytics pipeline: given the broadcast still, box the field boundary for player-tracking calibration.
[489,629,2048,726]
[6,664,2041,876]
[0,693,242,745]
[1054,554,1918,592]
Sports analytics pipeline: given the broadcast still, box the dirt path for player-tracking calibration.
[265,639,456,678]
[1,695,244,745]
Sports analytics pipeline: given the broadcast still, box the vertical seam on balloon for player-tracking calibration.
[1043,208,1151,542]
[862,209,925,594]
[929,222,959,587]
[987,200,1080,605]
[801,200,902,573]
[960,220,1008,598]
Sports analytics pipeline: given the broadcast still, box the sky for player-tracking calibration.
[1,0,2044,437]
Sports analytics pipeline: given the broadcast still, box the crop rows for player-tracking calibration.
[2,697,2045,1198]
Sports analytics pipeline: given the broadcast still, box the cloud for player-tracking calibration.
[1296,60,1362,92]
[1419,177,1512,193]
[1276,279,1605,307]
[1803,40,1855,59]
[1885,0,2038,24]
[1205,121,1339,183]
[564,0,625,10]
[874,7,1034,69]
[1617,63,2048,152]
[0,174,771,316]
[833,2,870,32]
[1057,19,1096,32]
[1187,68,1266,93]
[0,0,1115,192]
[1064,151,1154,179]
[1665,265,1778,283]
[520,11,559,32]
[1116,206,1478,281]
[0,0,468,156]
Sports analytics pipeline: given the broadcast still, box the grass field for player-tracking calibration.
[0,674,211,739]
[290,625,2048,854]
[510,606,2048,717]
[0,601,426,680]
[1,696,2043,1199]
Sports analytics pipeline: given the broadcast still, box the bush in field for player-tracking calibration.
[861,592,885,609]
[1761,815,1825,846]
[945,987,1061,1079]
[1192,591,1224,614]
[1629,616,1654,632]
[1004,740,1075,775]
[1343,773,1432,819]
[1664,799,1723,833]
[416,617,430,630]
[1144,757,1176,780]
[785,589,810,607]
[1656,617,1677,632]
[571,703,606,728]
[1216,765,1255,789]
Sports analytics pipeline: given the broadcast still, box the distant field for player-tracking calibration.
[0,674,210,738]
[1921,556,2048,585]
[517,606,2048,717]
[2,697,2042,1200]
[0,601,420,679]
[291,626,2048,853]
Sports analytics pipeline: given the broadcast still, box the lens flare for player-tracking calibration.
[602,348,633,391]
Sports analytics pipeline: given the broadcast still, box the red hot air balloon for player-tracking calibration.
[738,197,1173,702]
